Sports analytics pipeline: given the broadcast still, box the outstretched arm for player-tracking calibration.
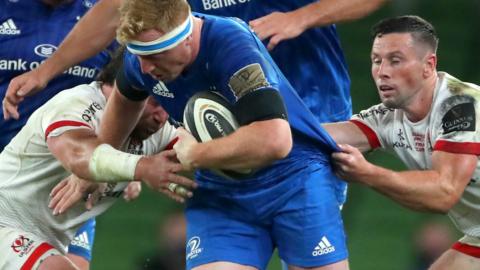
[3,0,122,120]
[47,128,196,202]
[323,121,372,152]
[249,0,387,50]
[333,144,476,213]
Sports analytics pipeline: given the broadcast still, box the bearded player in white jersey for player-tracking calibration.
[0,49,196,270]
[324,15,480,270]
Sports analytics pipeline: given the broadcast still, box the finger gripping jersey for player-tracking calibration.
[351,72,480,237]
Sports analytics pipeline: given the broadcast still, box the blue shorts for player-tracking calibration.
[185,163,348,269]
[67,218,96,261]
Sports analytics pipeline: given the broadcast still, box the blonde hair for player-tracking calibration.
[117,0,191,44]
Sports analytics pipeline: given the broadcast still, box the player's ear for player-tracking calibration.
[423,53,437,78]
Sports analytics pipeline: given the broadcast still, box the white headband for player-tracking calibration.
[126,15,193,55]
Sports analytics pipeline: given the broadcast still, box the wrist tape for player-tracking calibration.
[88,144,143,182]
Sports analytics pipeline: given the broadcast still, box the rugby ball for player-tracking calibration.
[183,91,252,179]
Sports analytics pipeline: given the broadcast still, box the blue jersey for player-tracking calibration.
[188,0,352,123]
[0,0,116,150]
[121,14,338,188]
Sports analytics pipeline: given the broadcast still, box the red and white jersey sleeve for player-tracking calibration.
[41,82,104,139]
[352,72,480,237]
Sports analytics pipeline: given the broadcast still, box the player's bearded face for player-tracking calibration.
[371,33,428,109]
[131,97,169,141]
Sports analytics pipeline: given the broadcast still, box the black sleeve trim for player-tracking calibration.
[115,64,150,101]
[233,88,288,125]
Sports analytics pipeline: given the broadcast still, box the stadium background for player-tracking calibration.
[90,1,478,269]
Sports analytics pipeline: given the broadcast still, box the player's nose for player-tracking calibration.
[139,58,156,74]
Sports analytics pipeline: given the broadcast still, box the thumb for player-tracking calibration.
[162,149,178,158]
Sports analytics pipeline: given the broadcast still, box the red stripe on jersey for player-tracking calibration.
[45,120,91,139]
[164,137,179,150]
[349,120,381,149]
[20,242,55,270]
[452,241,480,258]
[434,140,480,155]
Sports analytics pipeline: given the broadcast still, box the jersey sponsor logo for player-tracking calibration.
[70,232,91,250]
[81,101,103,123]
[0,58,97,78]
[442,102,475,135]
[0,19,20,35]
[312,236,335,256]
[152,82,174,98]
[228,63,269,98]
[186,236,203,260]
[357,107,394,120]
[11,235,35,257]
[63,65,97,78]
[0,59,28,70]
[201,0,250,10]
[34,44,58,58]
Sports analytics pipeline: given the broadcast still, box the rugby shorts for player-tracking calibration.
[185,162,348,269]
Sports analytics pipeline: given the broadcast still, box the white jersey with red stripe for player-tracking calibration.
[0,82,176,254]
[351,72,480,237]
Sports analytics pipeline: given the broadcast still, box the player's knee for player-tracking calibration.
[38,255,80,270]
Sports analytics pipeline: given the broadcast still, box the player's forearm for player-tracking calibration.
[38,0,121,79]
[49,129,145,183]
[361,166,458,213]
[49,131,103,180]
[99,88,145,148]
[190,119,292,170]
[296,0,387,30]
[323,122,372,152]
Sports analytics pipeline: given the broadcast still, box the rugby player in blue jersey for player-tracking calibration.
[188,0,386,229]
[97,0,350,269]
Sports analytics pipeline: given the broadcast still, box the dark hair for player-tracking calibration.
[371,15,439,52]
[95,46,125,86]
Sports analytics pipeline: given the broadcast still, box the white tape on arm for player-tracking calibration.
[88,144,143,182]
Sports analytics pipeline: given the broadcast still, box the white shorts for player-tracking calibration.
[0,226,61,270]
[452,235,480,258]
